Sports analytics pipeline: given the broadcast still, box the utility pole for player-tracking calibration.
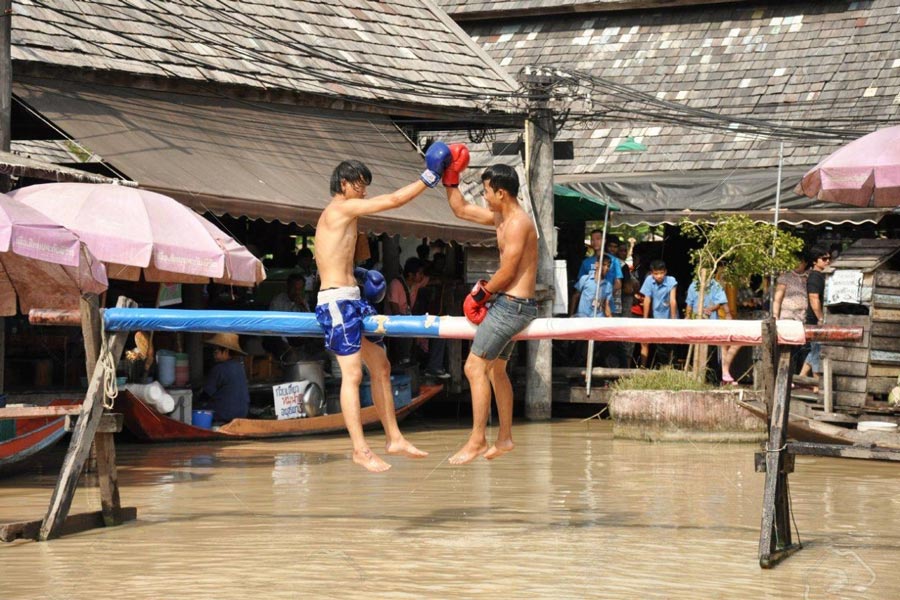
[0,0,10,394]
[521,68,556,420]
[0,0,10,158]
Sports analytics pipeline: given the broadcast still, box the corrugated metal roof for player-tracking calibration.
[15,78,494,243]
[11,0,519,111]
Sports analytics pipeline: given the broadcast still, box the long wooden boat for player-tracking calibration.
[116,384,443,442]
[737,399,900,450]
[0,399,81,477]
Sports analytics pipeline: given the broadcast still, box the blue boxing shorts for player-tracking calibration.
[315,286,383,356]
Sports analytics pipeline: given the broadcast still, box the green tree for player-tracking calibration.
[680,214,804,379]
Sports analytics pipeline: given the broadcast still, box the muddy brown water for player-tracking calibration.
[2,419,900,599]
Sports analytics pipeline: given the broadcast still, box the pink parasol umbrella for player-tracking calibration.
[8,183,265,286]
[796,125,900,207]
[0,193,107,316]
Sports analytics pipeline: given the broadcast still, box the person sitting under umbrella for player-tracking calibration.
[196,333,250,423]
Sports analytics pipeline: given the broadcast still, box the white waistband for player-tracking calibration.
[317,286,360,305]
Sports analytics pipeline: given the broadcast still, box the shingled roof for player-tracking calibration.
[12,0,518,112]
[443,0,900,175]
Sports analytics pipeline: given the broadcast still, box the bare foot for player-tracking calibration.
[386,438,429,459]
[448,441,488,465]
[484,439,515,460]
[352,447,392,473]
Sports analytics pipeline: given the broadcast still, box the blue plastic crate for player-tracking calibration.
[360,374,412,409]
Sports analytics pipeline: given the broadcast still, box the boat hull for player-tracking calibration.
[0,399,80,477]
[117,385,443,442]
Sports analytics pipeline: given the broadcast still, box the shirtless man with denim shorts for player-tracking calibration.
[314,146,449,472]
[440,149,539,465]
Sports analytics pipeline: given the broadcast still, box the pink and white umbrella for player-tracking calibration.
[9,183,265,286]
[796,125,900,207]
[0,194,107,316]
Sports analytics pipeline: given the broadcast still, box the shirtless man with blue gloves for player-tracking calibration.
[314,143,450,472]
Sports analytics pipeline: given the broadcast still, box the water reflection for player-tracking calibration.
[2,420,900,598]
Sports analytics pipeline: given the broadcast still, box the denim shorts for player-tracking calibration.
[471,294,538,361]
[805,341,822,373]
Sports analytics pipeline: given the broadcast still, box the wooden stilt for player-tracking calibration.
[39,296,136,541]
[758,346,801,568]
[758,318,776,413]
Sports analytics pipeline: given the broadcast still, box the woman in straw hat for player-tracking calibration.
[197,333,250,423]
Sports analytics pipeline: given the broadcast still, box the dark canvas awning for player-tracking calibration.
[561,168,893,226]
[14,78,494,244]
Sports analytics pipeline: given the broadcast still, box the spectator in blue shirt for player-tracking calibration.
[573,256,612,318]
[639,259,678,367]
[572,256,624,367]
[577,230,623,314]
[685,275,739,384]
[199,333,250,423]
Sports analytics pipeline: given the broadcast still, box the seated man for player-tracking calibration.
[197,333,250,423]
[265,273,313,361]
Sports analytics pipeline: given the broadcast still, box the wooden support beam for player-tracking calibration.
[1,508,137,543]
[754,451,794,473]
[553,367,644,380]
[80,294,102,381]
[93,432,122,526]
[787,442,900,462]
[758,346,801,569]
[39,296,136,541]
[64,413,123,434]
[758,318,776,414]
[0,406,82,418]
[822,357,834,413]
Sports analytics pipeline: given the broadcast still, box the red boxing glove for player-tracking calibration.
[442,143,470,187]
[463,279,492,324]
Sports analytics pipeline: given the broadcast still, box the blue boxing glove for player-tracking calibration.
[420,141,451,188]
[354,267,386,304]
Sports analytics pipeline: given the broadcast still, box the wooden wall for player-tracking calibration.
[824,270,900,410]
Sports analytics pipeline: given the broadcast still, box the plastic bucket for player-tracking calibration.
[191,410,214,429]
[157,352,176,387]
[174,353,190,387]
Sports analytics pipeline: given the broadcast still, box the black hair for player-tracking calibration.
[286,273,305,286]
[330,160,372,195]
[589,228,604,237]
[481,164,519,197]
[297,247,313,259]
[649,259,667,271]
[606,235,621,245]
[808,244,830,263]
[403,257,424,276]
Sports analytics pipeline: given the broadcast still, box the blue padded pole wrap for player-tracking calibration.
[103,308,443,338]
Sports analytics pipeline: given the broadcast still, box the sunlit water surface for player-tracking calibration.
[3,419,900,599]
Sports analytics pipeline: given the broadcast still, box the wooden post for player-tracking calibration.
[182,284,204,387]
[523,99,555,421]
[0,0,11,392]
[0,0,11,155]
[822,356,833,413]
[40,296,137,541]
[93,432,122,526]
[448,339,463,394]
[79,294,102,380]
[758,346,801,568]
[758,318,776,415]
